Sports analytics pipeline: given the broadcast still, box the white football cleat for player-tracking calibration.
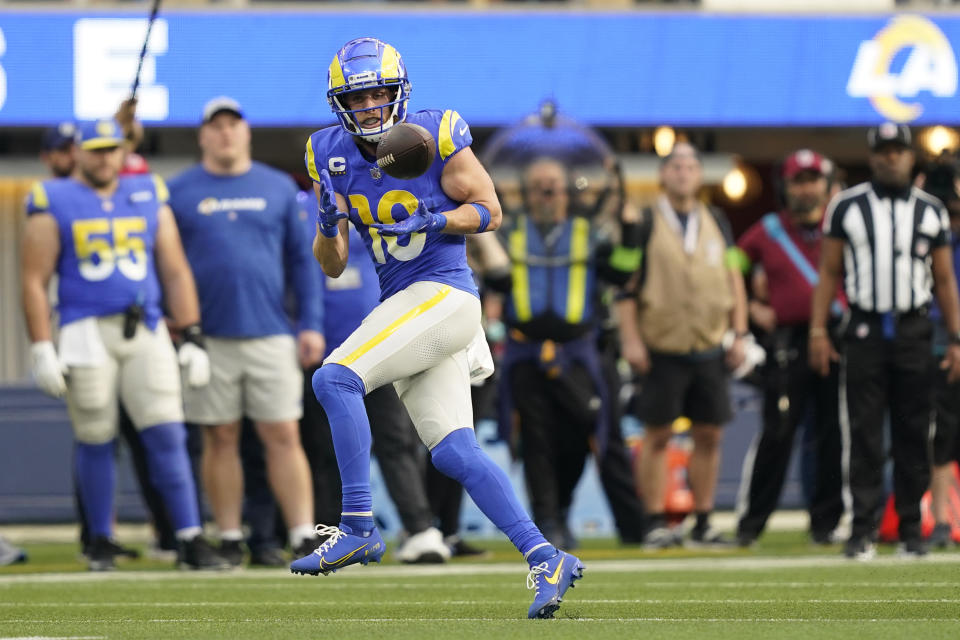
[395,527,451,564]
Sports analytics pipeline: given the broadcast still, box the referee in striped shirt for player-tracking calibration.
[810,123,960,559]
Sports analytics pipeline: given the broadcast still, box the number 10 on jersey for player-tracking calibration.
[348,190,426,263]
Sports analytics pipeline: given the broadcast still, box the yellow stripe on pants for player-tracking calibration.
[336,286,453,366]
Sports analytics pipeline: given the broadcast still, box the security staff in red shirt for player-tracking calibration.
[733,150,845,546]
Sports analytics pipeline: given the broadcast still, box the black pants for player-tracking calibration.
[77,403,177,551]
[300,366,434,534]
[509,356,644,546]
[239,418,282,552]
[737,326,843,539]
[843,312,933,542]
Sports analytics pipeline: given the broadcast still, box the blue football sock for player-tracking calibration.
[312,364,373,520]
[340,515,376,535]
[431,427,553,560]
[75,441,116,538]
[139,422,201,533]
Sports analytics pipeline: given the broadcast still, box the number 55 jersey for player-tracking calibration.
[305,109,478,300]
[24,174,166,329]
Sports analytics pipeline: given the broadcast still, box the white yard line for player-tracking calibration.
[1,598,959,607]
[2,554,960,585]
[1,618,957,624]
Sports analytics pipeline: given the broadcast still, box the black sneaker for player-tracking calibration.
[179,536,232,570]
[843,536,876,561]
[641,526,678,550]
[87,536,129,571]
[811,530,839,546]
[896,538,929,559]
[687,526,735,549]
[444,535,490,558]
[736,531,758,548]
[249,546,287,567]
[83,537,140,561]
[928,523,954,549]
[293,537,320,560]
[219,540,245,568]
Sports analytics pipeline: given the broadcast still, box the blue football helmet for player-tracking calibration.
[327,38,412,143]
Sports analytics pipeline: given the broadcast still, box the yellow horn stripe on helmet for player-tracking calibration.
[329,54,347,91]
[380,44,400,80]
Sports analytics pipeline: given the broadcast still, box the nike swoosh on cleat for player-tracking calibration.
[544,557,565,585]
[319,543,369,570]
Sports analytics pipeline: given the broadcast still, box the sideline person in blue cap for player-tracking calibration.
[40,122,77,178]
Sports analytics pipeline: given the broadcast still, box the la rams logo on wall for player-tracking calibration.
[847,15,958,123]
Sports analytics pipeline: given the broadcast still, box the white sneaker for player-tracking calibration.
[395,527,451,564]
[0,536,26,566]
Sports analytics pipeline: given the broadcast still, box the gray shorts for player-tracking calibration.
[63,315,184,444]
[183,334,303,425]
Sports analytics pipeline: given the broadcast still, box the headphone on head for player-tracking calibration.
[772,150,835,209]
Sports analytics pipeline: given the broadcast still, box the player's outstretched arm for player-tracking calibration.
[155,204,201,328]
[20,213,60,343]
[312,180,349,277]
[438,147,502,234]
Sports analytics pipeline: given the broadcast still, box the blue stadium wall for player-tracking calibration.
[0,385,803,536]
[0,11,958,127]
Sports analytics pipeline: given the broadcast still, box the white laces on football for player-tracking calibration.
[312,524,346,557]
[526,561,550,591]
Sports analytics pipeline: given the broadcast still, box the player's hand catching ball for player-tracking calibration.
[372,200,446,237]
[317,169,348,238]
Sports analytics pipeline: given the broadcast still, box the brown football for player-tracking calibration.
[376,122,436,180]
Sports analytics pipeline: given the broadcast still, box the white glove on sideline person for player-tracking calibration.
[723,331,766,380]
[178,342,211,388]
[30,341,66,398]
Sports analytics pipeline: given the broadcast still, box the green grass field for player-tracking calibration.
[1,533,959,640]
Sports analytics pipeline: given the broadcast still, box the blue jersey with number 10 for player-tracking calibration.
[24,175,166,328]
[305,109,478,301]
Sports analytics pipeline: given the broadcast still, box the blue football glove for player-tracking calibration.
[317,169,348,238]
[371,200,447,237]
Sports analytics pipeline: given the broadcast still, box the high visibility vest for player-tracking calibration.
[506,215,595,328]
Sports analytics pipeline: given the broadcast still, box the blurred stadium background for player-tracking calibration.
[2,0,960,534]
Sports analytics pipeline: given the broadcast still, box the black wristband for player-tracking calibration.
[949,332,960,346]
[182,324,205,349]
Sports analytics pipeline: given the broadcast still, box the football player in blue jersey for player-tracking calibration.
[296,189,452,564]
[290,37,583,619]
[20,119,228,571]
